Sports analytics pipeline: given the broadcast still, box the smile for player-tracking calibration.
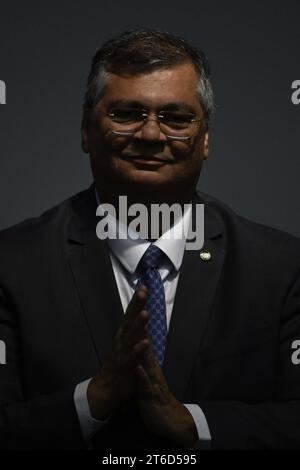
[120,154,174,165]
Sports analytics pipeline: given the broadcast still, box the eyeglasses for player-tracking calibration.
[107,107,203,141]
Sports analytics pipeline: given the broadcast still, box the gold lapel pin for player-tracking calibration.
[200,250,212,261]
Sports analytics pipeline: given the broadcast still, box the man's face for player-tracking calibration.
[82,61,209,197]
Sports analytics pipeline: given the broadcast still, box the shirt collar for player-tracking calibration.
[95,188,191,275]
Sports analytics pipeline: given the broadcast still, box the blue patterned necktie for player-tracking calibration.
[136,244,167,366]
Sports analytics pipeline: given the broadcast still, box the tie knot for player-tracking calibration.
[138,244,165,271]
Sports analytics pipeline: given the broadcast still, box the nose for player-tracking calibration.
[134,117,166,143]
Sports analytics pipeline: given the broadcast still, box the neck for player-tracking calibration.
[95,182,196,240]
[96,183,195,209]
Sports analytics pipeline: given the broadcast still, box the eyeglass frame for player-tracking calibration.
[106,108,204,141]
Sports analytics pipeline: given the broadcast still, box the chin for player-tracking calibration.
[121,170,173,189]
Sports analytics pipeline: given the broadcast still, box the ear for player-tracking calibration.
[203,130,209,159]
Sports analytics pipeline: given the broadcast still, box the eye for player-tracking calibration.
[108,108,145,123]
[159,112,193,129]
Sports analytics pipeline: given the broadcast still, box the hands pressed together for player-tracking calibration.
[87,285,198,448]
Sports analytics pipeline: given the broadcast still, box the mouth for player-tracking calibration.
[120,154,174,165]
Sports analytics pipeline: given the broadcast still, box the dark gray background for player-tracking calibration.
[0,1,299,235]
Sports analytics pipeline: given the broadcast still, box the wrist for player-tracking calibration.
[172,402,199,448]
[175,422,198,448]
[87,374,115,420]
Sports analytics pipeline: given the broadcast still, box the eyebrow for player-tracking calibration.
[107,100,197,113]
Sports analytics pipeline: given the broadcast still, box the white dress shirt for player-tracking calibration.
[74,192,211,446]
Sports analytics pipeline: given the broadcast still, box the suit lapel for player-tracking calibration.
[66,185,124,366]
[162,193,226,401]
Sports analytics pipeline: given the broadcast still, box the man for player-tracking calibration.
[0,29,300,450]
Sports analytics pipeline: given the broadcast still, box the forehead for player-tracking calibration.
[99,62,201,110]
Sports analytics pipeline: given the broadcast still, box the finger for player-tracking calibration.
[127,309,150,343]
[133,338,150,355]
[120,287,148,347]
[127,339,150,368]
[143,339,156,365]
[141,342,161,381]
[122,286,148,334]
[136,365,152,392]
[120,310,150,355]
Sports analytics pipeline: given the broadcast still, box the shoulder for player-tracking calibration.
[0,186,92,254]
[197,190,300,266]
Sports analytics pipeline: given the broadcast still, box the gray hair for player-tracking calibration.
[83,29,215,129]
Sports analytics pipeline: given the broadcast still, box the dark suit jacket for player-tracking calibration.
[0,183,300,450]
